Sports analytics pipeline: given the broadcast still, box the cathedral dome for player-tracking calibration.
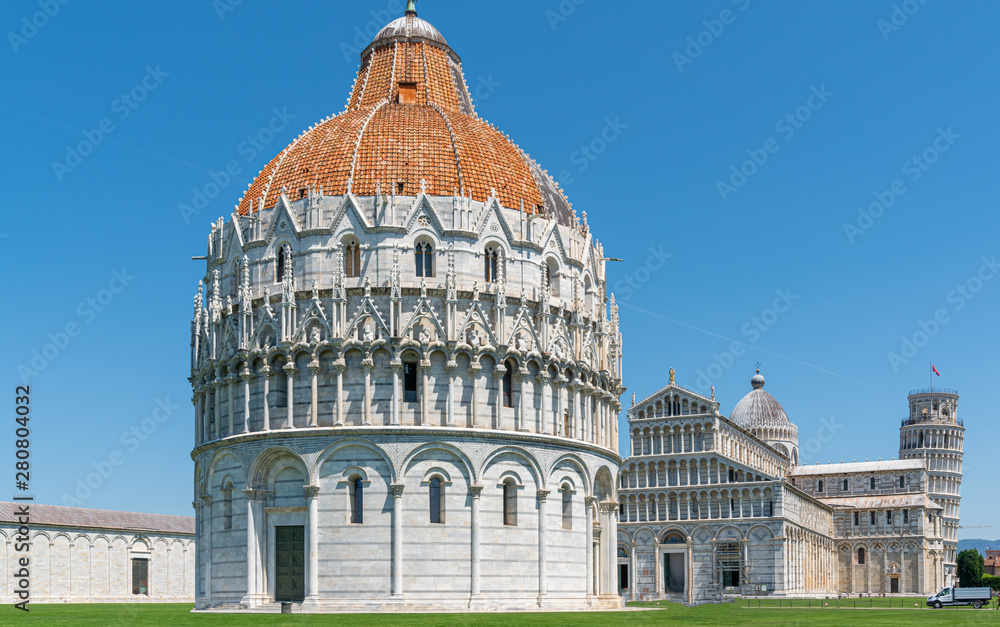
[236,7,574,224]
[729,371,790,428]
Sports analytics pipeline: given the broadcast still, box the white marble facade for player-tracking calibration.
[617,375,954,604]
[190,157,624,613]
[0,503,195,604]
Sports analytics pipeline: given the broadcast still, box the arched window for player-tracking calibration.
[344,240,361,278]
[899,475,905,489]
[546,259,560,299]
[561,485,573,530]
[350,477,364,524]
[403,360,418,402]
[415,242,434,278]
[222,482,233,530]
[502,360,515,408]
[870,476,876,490]
[857,548,866,565]
[484,246,500,283]
[502,479,517,526]
[429,477,444,524]
[817,480,824,493]
[276,251,285,283]
[584,278,594,311]
[843,478,849,492]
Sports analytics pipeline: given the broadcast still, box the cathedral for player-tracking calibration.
[189,3,623,612]
[616,370,964,603]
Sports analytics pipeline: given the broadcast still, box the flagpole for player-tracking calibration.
[929,363,933,391]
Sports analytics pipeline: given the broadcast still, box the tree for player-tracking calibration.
[957,549,985,588]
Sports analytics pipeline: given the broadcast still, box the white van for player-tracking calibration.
[926,586,992,609]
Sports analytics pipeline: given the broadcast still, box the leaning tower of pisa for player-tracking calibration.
[898,387,964,587]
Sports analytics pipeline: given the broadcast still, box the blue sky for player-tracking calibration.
[3,1,997,536]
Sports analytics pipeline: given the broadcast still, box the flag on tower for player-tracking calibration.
[932,364,940,376]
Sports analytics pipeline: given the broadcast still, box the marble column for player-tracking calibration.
[241,489,267,607]
[334,361,345,426]
[629,541,636,600]
[260,366,272,432]
[686,538,694,605]
[517,369,529,432]
[555,378,567,436]
[226,375,236,436]
[569,381,580,439]
[420,360,431,426]
[201,495,213,607]
[599,501,617,599]
[537,489,550,602]
[469,485,483,599]
[538,374,551,434]
[283,364,297,429]
[390,362,401,426]
[445,361,457,427]
[192,501,202,607]
[201,390,210,443]
[585,497,596,599]
[654,542,662,597]
[469,364,481,428]
[213,380,222,439]
[390,483,404,598]
[308,361,321,427]
[241,369,253,433]
[362,358,373,426]
[492,371,503,429]
[303,485,320,605]
[194,392,203,445]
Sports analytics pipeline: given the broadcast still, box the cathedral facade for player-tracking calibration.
[189,5,624,612]
[617,371,962,604]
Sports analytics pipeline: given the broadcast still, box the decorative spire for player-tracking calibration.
[406,0,418,16]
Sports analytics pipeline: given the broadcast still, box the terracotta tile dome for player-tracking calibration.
[237,9,573,224]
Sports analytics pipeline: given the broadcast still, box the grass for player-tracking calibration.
[2,600,999,626]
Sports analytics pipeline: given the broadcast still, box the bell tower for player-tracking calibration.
[898,387,964,586]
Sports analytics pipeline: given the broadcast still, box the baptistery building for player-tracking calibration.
[189,4,624,612]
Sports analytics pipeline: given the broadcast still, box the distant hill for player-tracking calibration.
[958,539,1000,555]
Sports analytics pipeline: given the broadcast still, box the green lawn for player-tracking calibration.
[1,601,999,626]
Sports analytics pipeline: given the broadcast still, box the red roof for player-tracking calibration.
[0,502,194,535]
[237,13,562,220]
